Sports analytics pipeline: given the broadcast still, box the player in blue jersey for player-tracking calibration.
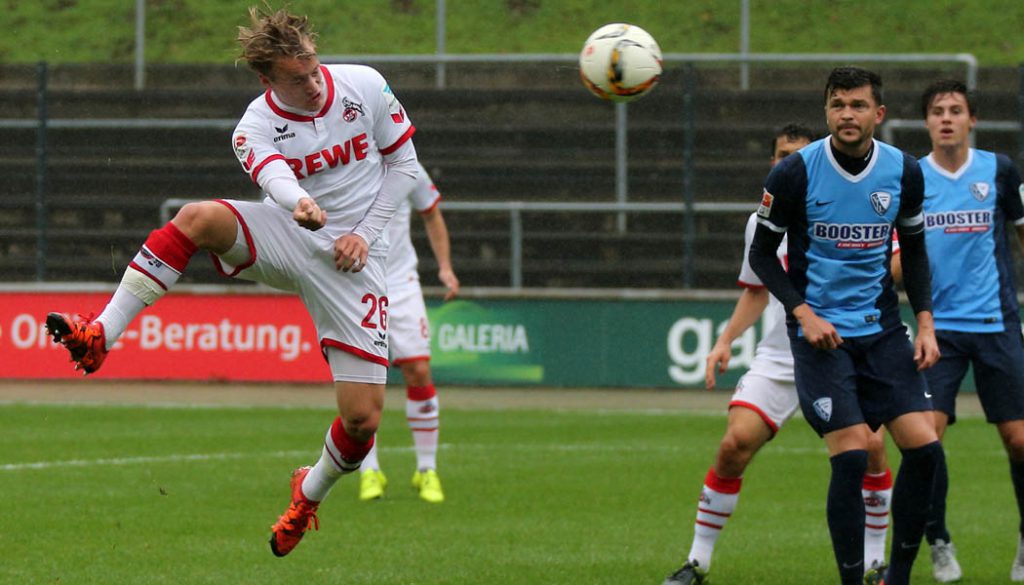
[749,67,944,585]
[663,124,896,585]
[915,79,1024,583]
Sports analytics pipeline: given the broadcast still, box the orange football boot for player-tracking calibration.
[269,466,320,557]
[45,312,109,374]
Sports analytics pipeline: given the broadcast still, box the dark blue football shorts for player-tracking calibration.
[923,328,1024,425]
[792,324,933,436]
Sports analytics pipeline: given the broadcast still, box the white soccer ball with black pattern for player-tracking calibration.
[579,23,662,103]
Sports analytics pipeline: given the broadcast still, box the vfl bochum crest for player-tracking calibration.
[813,397,833,422]
[970,182,990,202]
[869,191,892,216]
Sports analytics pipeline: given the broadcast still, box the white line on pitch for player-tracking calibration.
[0,446,414,472]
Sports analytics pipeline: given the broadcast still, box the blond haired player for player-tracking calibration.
[45,6,418,557]
[359,163,459,504]
[664,124,895,585]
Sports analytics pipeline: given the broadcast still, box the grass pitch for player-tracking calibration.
[0,392,1017,584]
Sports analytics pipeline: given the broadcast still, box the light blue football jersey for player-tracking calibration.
[760,138,924,337]
[920,149,1024,332]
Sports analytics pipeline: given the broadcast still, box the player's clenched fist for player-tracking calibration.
[293,197,326,231]
[335,234,369,272]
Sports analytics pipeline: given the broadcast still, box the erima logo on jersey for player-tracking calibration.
[869,191,892,215]
[813,397,832,422]
[757,190,774,218]
[924,210,991,233]
[812,222,890,248]
[272,123,296,143]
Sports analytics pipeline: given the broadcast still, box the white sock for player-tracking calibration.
[301,446,343,502]
[95,287,147,349]
[863,473,893,568]
[361,438,380,472]
[687,469,741,570]
[407,395,439,470]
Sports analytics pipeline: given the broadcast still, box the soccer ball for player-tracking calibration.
[579,23,662,103]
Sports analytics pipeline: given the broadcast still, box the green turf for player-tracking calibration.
[0,400,1017,584]
[5,0,1024,65]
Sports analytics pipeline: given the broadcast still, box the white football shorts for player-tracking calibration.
[729,371,799,434]
[210,199,390,380]
[387,280,431,364]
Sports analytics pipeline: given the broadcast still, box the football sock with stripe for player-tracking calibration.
[863,468,893,568]
[96,222,198,348]
[686,468,741,569]
[301,417,375,502]
[407,384,440,470]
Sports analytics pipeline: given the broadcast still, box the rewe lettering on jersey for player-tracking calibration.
[287,132,369,179]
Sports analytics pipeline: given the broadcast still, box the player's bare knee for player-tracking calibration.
[172,201,236,251]
[341,413,380,443]
[400,360,432,387]
[719,428,763,462]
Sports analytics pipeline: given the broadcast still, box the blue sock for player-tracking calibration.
[888,441,943,585]
[925,446,951,544]
[829,450,868,585]
[1010,458,1024,537]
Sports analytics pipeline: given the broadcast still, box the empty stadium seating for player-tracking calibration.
[1,62,1019,289]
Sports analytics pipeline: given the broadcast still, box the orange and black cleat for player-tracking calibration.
[45,312,109,375]
[269,466,320,557]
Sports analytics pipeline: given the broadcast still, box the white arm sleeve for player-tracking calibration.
[352,139,419,245]
[263,175,312,212]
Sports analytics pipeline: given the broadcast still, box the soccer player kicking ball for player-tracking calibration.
[749,67,944,585]
[45,6,420,557]
[663,124,896,585]
[358,163,459,504]
[915,79,1024,583]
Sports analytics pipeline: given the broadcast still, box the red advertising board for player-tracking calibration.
[0,292,329,382]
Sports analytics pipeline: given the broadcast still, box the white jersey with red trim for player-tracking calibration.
[231,64,415,249]
[386,163,441,288]
[737,212,794,381]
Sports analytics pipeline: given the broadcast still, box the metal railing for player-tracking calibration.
[5,53,998,285]
[319,51,979,91]
[160,198,754,289]
[881,118,1022,148]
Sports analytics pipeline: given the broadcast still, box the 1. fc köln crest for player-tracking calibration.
[869,191,892,215]
[970,182,990,202]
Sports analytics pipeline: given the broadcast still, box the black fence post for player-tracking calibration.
[681,63,696,289]
[34,61,49,282]
[1019,63,1024,169]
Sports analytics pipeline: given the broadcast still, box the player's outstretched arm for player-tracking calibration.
[705,287,769,389]
[422,207,459,301]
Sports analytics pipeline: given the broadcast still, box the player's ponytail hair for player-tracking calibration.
[238,4,319,76]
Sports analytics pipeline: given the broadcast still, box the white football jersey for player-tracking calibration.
[737,212,794,381]
[386,163,441,288]
[231,64,415,250]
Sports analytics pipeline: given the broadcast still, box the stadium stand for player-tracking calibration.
[1,63,1019,288]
